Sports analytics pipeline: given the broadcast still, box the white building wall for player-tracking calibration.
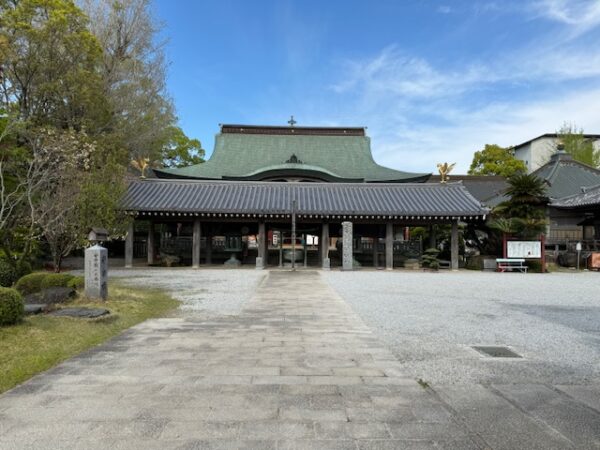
[514,136,600,173]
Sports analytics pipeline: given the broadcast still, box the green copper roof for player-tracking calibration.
[155,126,430,183]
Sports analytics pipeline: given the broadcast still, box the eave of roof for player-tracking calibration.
[551,183,600,209]
[121,179,488,219]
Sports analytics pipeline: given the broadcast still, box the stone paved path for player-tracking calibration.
[0,271,595,449]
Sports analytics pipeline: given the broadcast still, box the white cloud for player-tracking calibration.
[532,0,600,36]
[320,31,600,174]
[368,88,600,174]
[437,5,452,14]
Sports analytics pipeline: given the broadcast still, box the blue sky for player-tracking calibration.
[154,0,600,173]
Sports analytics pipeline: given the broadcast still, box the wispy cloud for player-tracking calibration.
[531,0,600,36]
[316,1,600,174]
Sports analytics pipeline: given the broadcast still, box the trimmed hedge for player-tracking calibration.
[0,287,24,326]
[14,272,48,295]
[67,276,85,290]
[0,259,18,288]
[40,273,75,290]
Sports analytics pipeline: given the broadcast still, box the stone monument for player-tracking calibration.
[342,221,353,271]
[85,228,108,300]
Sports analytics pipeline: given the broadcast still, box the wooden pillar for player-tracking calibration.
[386,222,394,270]
[206,225,212,265]
[257,221,266,269]
[125,220,134,268]
[451,220,459,271]
[372,233,378,268]
[428,225,436,249]
[147,221,155,265]
[192,219,201,268]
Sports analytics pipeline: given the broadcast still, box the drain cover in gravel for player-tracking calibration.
[472,346,522,358]
[50,308,110,319]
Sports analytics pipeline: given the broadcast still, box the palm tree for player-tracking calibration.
[501,173,548,220]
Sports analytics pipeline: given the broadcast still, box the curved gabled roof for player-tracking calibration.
[154,125,430,183]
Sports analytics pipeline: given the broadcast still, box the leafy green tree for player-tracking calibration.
[161,126,205,168]
[0,0,108,129]
[468,144,526,177]
[557,123,600,168]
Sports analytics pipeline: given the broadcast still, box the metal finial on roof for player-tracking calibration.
[288,115,297,127]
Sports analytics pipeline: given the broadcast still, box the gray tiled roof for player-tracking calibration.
[427,175,508,207]
[551,184,600,209]
[532,152,600,199]
[122,179,487,219]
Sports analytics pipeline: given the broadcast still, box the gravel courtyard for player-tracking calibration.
[323,270,600,386]
[108,267,266,315]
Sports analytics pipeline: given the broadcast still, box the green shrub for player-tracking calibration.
[16,261,32,278]
[527,260,547,273]
[40,273,75,290]
[0,287,24,326]
[0,259,18,288]
[14,272,49,295]
[421,248,441,271]
[67,276,85,290]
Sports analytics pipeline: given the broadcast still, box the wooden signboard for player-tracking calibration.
[507,240,542,259]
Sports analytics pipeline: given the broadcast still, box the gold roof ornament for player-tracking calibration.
[130,156,152,179]
[437,162,456,183]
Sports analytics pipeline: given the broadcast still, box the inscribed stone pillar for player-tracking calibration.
[451,220,459,271]
[192,218,201,268]
[256,221,266,269]
[147,221,155,265]
[342,221,353,271]
[85,244,108,300]
[125,221,134,268]
[321,223,330,270]
[386,222,394,270]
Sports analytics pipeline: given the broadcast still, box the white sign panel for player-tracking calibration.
[507,241,542,259]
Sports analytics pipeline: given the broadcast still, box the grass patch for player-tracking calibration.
[0,282,179,394]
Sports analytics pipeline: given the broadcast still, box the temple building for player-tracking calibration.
[121,123,488,270]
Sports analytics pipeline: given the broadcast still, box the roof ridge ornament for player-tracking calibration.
[437,162,456,183]
[288,115,297,127]
[285,154,303,164]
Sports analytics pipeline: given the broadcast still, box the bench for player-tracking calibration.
[496,258,527,273]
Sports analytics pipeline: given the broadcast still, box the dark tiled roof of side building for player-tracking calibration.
[532,151,600,200]
[427,175,508,207]
[551,184,600,209]
[121,179,488,219]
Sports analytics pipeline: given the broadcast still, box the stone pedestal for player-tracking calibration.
[255,257,264,269]
[322,257,330,270]
[125,221,134,268]
[85,244,108,300]
[342,221,353,271]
